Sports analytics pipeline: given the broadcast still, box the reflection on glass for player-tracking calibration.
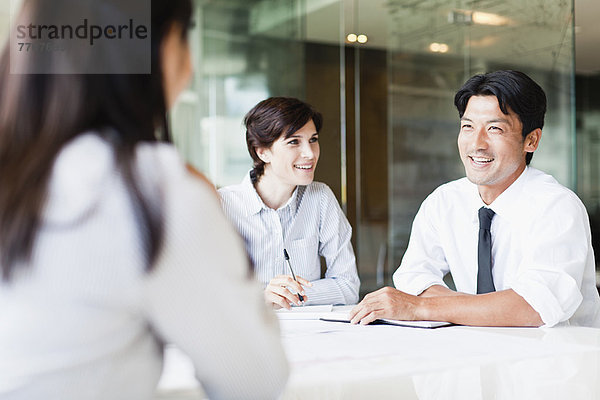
[171,0,306,187]
[387,0,574,279]
[167,0,575,290]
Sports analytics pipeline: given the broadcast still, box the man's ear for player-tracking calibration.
[256,147,271,164]
[524,128,542,152]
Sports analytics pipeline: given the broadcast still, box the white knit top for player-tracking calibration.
[0,133,288,399]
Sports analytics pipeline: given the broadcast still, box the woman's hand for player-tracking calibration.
[265,275,312,309]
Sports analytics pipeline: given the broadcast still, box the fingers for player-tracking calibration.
[349,295,379,324]
[264,289,294,310]
[355,310,381,326]
[350,302,382,325]
[295,276,312,287]
[348,303,361,321]
[269,275,306,296]
[264,275,314,309]
[265,284,304,308]
[349,287,404,325]
[348,287,387,320]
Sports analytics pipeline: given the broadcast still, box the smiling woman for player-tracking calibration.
[218,97,360,310]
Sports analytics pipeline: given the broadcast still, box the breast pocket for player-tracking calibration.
[286,235,320,281]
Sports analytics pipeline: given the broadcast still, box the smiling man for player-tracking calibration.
[350,70,600,327]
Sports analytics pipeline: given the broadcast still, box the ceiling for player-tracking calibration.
[0,0,597,75]
[254,0,600,75]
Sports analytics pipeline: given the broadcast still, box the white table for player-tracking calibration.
[156,309,600,399]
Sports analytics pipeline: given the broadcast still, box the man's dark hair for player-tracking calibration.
[454,70,547,165]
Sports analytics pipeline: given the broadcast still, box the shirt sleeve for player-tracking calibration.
[141,150,288,399]
[393,193,451,295]
[510,194,591,327]
[303,184,360,305]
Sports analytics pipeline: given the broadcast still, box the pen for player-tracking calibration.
[283,248,304,302]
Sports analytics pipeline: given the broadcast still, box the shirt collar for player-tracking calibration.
[241,172,266,216]
[240,171,301,216]
[467,166,530,224]
[487,166,529,221]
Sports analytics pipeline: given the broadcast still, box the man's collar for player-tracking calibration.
[467,166,530,224]
[487,166,529,221]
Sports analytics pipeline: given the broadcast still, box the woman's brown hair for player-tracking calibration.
[0,0,193,280]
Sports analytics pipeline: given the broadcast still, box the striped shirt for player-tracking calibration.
[219,173,360,305]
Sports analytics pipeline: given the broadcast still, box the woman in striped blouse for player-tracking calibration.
[219,97,360,309]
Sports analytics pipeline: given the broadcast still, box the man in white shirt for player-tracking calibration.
[350,70,600,327]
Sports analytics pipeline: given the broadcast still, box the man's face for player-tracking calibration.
[457,95,540,204]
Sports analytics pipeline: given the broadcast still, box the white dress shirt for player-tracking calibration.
[219,174,360,306]
[393,167,600,328]
[0,133,288,399]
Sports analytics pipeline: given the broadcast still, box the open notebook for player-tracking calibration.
[275,305,334,319]
[320,311,453,329]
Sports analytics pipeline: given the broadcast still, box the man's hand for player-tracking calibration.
[348,286,425,325]
[264,275,311,310]
[350,287,543,327]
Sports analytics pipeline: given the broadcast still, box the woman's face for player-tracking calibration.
[161,24,193,109]
[258,119,320,188]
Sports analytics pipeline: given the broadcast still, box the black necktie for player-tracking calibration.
[477,207,496,294]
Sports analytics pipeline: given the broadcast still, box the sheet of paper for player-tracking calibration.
[319,311,452,328]
[276,305,334,320]
[279,319,360,339]
[377,319,452,328]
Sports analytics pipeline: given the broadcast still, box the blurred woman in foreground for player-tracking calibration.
[0,1,287,399]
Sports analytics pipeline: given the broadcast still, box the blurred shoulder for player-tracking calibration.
[134,141,219,209]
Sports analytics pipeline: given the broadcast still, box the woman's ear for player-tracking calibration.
[524,128,542,152]
[256,147,271,164]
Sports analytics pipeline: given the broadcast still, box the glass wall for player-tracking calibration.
[171,0,309,187]
[0,1,584,291]
[386,0,575,290]
[171,0,576,294]
[576,74,600,264]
